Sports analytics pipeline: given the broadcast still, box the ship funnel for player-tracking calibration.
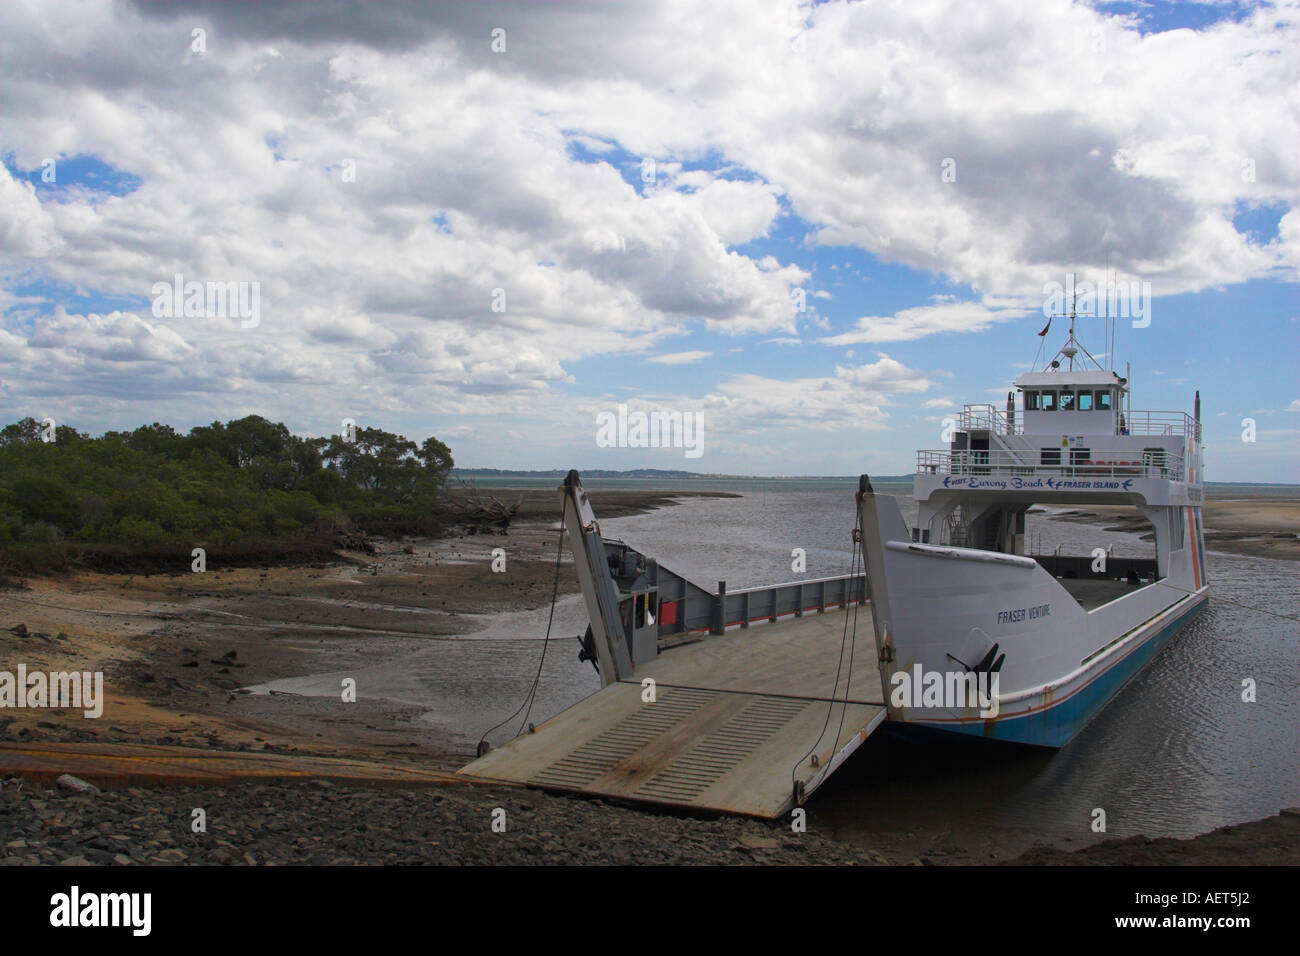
[1006,391,1015,432]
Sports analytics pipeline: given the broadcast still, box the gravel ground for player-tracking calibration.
[0,778,890,866]
[5,777,1296,866]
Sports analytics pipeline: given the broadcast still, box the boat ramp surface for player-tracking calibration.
[460,604,885,818]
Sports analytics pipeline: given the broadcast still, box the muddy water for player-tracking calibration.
[250,485,1300,845]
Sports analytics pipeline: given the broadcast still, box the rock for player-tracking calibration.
[9,623,28,638]
[56,774,100,794]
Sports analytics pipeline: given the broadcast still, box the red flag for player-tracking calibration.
[1037,316,1051,337]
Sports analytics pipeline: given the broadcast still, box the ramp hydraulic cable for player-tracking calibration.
[474,494,569,756]
[789,508,864,802]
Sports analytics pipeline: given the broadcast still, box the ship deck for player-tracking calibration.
[1059,577,1144,611]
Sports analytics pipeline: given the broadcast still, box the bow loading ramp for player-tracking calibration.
[458,471,887,819]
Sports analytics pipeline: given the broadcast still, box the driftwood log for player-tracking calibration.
[447,482,524,534]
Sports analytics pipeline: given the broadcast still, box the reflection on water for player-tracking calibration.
[267,485,1300,842]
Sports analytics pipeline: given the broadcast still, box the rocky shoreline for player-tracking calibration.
[4,776,1296,867]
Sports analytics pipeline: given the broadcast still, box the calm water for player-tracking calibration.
[261,481,1300,845]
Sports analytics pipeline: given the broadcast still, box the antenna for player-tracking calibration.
[1039,271,1105,373]
[1070,278,1077,370]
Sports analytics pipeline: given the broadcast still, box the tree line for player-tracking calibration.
[0,415,454,554]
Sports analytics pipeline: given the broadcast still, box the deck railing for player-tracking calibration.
[719,573,868,633]
[916,448,1186,481]
[648,558,867,638]
[1120,410,1197,438]
[954,405,1197,440]
[959,404,1022,436]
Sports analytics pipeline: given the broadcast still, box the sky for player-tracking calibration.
[1,0,1297,482]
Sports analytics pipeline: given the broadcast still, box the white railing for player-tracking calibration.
[1121,410,1198,439]
[958,404,1022,436]
[916,448,1186,481]
[950,403,1199,440]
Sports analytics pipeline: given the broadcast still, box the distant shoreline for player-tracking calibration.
[453,469,1300,491]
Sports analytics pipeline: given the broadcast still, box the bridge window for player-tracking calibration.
[1059,390,1076,411]
[1078,392,1093,411]
[1097,390,1112,410]
[1040,391,1056,411]
[1025,390,1040,410]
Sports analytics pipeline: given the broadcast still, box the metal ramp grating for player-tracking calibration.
[530,687,717,790]
[632,696,812,804]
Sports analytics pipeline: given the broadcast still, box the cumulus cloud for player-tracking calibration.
[698,353,935,434]
[0,165,60,257]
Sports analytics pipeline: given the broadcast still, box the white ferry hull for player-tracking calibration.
[858,487,1209,749]
[897,590,1206,747]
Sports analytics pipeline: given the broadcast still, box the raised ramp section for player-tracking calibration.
[460,606,885,818]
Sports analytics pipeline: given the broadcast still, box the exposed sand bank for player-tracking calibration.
[1042,495,1300,560]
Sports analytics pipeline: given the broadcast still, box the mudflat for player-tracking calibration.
[1,489,732,762]
[1044,494,1300,560]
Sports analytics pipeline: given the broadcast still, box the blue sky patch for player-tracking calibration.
[5,153,142,202]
